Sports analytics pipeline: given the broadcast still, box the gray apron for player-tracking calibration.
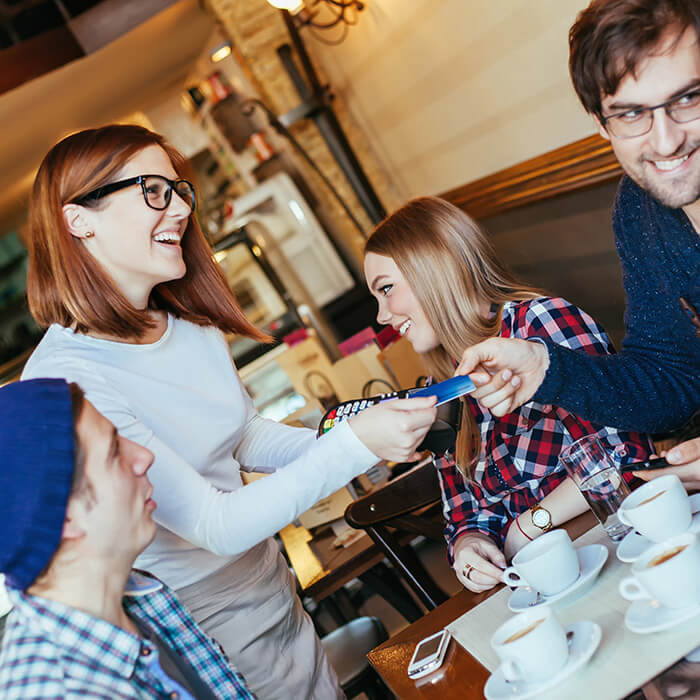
[176,537,345,700]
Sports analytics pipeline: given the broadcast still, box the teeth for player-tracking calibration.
[153,232,180,243]
[653,154,689,171]
[399,320,411,336]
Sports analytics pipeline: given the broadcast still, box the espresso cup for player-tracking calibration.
[502,529,580,597]
[619,532,700,609]
[491,607,568,683]
[618,474,692,543]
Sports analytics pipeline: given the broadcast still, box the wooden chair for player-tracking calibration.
[344,460,450,613]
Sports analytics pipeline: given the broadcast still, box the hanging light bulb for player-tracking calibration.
[266,0,305,14]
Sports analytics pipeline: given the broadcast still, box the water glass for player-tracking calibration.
[559,434,631,541]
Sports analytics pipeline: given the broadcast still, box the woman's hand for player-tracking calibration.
[348,396,437,463]
[454,338,549,417]
[633,438,700,490]
[452,532,506,593]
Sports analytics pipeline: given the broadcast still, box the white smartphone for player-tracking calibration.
[407,629,451,680]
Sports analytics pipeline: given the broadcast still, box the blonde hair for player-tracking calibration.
[365,196,543,477]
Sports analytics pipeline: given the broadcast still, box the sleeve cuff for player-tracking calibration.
[530,337,563,405]
[447,526,501,565]
[322,419,379,471]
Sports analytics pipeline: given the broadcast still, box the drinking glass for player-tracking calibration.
[559,435,632,541]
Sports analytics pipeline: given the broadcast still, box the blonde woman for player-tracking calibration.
[364,196,651,593]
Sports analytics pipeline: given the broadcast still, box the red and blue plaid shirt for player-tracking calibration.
[0,571,255,699]
[435,297,652,563]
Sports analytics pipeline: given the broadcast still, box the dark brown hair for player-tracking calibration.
[27,124,270,342]
[569,0,700,118]
[68,382,87,495]
[365,197,543,477]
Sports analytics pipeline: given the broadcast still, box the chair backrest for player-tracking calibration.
[345,459,444,538]
[344,459,449,612]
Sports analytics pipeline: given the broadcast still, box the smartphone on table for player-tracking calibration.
[407,629,451,680]
[620,457,669,473]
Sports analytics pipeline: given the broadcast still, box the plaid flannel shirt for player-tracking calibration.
[435,297,653,563]
[0,571,255,700]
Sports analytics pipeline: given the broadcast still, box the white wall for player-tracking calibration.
[307,0,595,198]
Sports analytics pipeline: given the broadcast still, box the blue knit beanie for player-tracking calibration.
[0,378,75,590]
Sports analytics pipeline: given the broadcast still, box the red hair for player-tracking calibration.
[27,124,270,342]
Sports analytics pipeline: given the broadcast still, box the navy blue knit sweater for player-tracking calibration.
[534,176,700,433]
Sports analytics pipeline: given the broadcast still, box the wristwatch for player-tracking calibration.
[529,504,553,532]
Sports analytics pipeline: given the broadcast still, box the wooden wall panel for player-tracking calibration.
[440,134,623,220]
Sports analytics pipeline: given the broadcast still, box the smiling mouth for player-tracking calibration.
[399,320,412,336]
[650,150,694,172]
[152,232,181,245]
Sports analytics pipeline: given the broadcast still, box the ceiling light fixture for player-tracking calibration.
[267,0,365,41]
[210,41,233,63]
[267,0,306,13]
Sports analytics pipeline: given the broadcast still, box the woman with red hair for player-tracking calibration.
[21,124,437,699]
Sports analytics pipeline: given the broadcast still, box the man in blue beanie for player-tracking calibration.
[0,378,256,699]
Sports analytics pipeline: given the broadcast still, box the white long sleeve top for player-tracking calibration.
[21,316,378,588]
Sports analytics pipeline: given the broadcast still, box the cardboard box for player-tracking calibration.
[378,336,429,389]
[297,486,355,530]
[274,336,342,407]
[330,344,398,401]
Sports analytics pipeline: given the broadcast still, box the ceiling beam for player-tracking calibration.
[0,25,83,97]
[68,0,181,54]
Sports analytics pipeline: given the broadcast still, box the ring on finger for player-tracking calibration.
[463,564,474,580]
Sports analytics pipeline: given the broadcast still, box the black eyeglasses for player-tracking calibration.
[75,174,196,212]
[601,88,700,139]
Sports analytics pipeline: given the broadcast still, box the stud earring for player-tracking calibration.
[84,231,94,238]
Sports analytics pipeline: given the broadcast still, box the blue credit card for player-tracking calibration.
[407,374,476,405]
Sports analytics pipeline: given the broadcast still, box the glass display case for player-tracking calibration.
[215,172,354,315]
[211,172,357,418]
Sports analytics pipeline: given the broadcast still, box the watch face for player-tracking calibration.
[532,508,550,527]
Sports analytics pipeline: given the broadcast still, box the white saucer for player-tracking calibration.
[625,595,700,634]
[508,544,608,612]
[616,493,700,563]
[484,621,602,700]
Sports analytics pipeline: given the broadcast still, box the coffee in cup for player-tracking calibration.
[619,532,700,609]
[503,618,545,644]
[637,490,666,506]
[646,544,687,568]
[492,608,568,682]
[618,474,691,543]
[502,529,579,597]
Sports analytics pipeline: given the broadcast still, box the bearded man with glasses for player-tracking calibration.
[455,0,700,487]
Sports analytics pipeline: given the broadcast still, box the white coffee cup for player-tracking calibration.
[491,607,568,683]
[618,474,692,543]
[619,532,700,609]
[502,529,580,597]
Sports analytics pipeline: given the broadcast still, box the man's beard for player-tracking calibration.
[630,147,700,209]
